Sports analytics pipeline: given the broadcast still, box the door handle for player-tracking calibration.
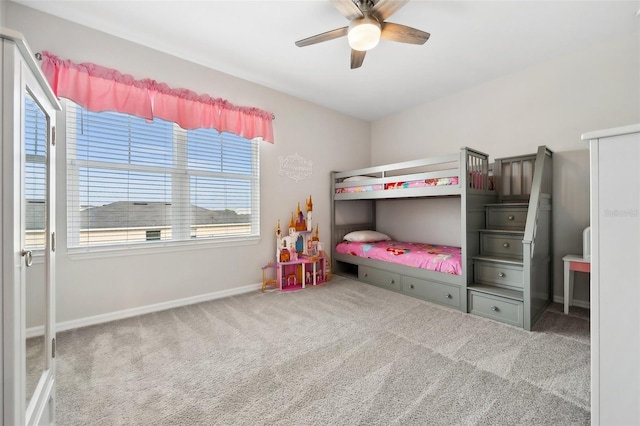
[21,249,33,267]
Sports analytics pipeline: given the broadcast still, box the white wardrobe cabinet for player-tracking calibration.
[2,28,60,426]
[583,124,639,426]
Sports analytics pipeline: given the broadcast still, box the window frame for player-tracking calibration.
[63,100,261,257]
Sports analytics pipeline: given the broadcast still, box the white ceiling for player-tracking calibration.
[13,0,640,121]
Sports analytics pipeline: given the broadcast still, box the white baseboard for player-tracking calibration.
[27,282,262,338]
[552,295,590,310]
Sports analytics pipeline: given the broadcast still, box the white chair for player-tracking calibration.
[562,226,591,314]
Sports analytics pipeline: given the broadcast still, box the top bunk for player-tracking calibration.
[332,147,492,201]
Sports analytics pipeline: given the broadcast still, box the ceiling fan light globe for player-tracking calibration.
[348,17,381,51]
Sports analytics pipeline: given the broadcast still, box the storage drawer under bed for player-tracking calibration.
[358,265,401,292]
[402,276,461,309]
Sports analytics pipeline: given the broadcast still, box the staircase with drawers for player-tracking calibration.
[467,146,553,330]
[468,203,528,327]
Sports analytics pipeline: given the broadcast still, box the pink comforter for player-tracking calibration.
[335,177,459,194]
[336,240,462,275]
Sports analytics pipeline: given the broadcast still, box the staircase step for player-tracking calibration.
[472,255,524,266]
[467,283,524,301]
[485,203,528,231]
[479,230,524,259]
[484,202,529,207]
[479,229,525,236]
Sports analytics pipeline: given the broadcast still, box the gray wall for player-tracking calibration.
[7,3,371,326]
[371,31,640,306]
[0,0,7,26]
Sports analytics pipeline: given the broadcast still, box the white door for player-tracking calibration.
[2,31,60,426]
[24,86,57,426]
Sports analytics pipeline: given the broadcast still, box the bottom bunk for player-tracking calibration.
[332,223,466,311]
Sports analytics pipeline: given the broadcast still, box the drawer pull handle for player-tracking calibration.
[364,273,368,277]
[445,293,452,299]
[503,242,510,248]
[390,279,395,284]
[498,272,505,278]
[490,306,499,312]
[409,284,414,289]
[508,215,515,220]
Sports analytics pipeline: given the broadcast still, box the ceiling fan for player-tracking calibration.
[295,0,430,69]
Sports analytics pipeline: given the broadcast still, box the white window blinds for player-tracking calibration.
[25,92,48,250]
[65,100,260,249]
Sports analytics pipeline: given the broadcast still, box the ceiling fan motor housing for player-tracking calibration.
[348,15,382,51]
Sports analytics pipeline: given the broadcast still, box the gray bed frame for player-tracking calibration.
[330,147,497,312]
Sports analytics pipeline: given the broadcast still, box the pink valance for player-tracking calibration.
[40,51,274,143]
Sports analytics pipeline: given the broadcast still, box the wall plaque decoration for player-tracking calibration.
[279,153,313,182]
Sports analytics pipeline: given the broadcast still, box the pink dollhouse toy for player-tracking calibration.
[273,195,328,291]
[306,195,313,231]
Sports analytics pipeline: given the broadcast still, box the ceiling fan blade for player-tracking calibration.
[370,0,408,22]
[381,22,430,44]
[331,0,364,20]
[295,27,349,47]
[350,49,366,69]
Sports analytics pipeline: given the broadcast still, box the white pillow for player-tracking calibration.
[343,230,391,242]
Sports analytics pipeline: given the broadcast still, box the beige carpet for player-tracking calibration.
[55,276,590,425]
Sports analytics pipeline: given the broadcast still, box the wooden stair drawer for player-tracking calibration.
[468,291,523,327]
[486,206,528,230]
[480,232,523,259]
[475,261,523,289]
[402,276,461,309]
[359,265,401,291]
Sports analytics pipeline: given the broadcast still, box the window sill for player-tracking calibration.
[66,236,260,261]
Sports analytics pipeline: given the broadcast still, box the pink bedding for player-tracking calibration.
[336,240,462,275]
[336,177,459,194]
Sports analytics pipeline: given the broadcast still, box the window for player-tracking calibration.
[65,100,260,250]
[145,230,161,241]
[25,92,48,250]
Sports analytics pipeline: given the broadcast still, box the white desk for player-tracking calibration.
[562,254,591,314]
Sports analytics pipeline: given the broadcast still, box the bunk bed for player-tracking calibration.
[331,147,496,312]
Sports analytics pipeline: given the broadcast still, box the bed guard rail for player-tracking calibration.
[463,147,491,191]
[333,147,492,192]
[522,146,553,252]
[493,149,551,202]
